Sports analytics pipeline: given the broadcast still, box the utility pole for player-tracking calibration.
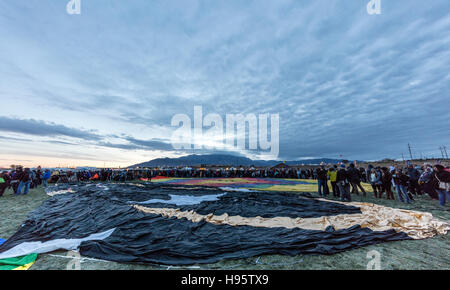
[439,146,445,159]
[408,143,413,160]
[402,153,405,162]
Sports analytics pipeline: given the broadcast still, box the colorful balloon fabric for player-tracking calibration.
[0,239,37,270]
[151,177,373,192]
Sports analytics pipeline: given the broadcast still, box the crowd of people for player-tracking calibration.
[0,168,141,195]
[0,162,449,206]
[314,163,450,205]
[0,166,51,196]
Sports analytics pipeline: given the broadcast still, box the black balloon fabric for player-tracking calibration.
[0,183,411,265]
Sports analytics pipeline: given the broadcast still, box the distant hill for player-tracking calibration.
[129,154,353,168]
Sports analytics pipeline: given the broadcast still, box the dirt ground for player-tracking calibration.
[0,183,448,270]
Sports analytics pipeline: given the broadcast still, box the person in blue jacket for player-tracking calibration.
[42,169,52,188]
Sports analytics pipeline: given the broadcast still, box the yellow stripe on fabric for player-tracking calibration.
[12,261,35,270]
[151,178,180,182]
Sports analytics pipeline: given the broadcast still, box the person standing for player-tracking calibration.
[337,164,351,202]
[17,168,32,195]
[369,168,381,198]
[327,166,339,197]
[407,165,422,196]
[381,167,395,200]
[316,165,329,197]
[30,169,37,189]
[42,169,52,188]
[366,164,374,184]
[392,169,411,203]
[419,165,438,199]
[432,164,450,206]
[36,166,42,187]
[359,167,367,183]
[0,172,8,197]
[11,167,23,194]
[347,163,366,196]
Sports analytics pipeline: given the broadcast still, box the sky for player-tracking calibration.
[0,0,449,168]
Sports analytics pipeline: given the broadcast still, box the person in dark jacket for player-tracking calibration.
[347,163,366,196]
[337,164,351,202]
[316,165,329,197]
[359,167,367,183]
[36,166,42,186]
[392,169,411,203]
[17,168,32,195]
[407,165,422,196]
[368,168,382,198]
[11,167,23,194]
[432,164,450,206]
[0,171,9,197]
[419,165,438,200]
[381,167,395,200]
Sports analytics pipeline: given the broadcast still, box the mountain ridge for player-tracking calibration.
[129,154,358,168]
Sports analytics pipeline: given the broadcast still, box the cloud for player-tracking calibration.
[0,136,32,142]
[123,137,175,151]
[0,116,101,141]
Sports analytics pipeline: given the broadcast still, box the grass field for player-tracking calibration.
[0,184,449,270]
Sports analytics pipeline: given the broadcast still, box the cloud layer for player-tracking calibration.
[0,116,101,140]
[0,0,449,166]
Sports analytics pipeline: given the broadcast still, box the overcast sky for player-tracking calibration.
[0,0,449,167]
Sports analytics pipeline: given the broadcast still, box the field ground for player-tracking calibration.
[0,183,449,270]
